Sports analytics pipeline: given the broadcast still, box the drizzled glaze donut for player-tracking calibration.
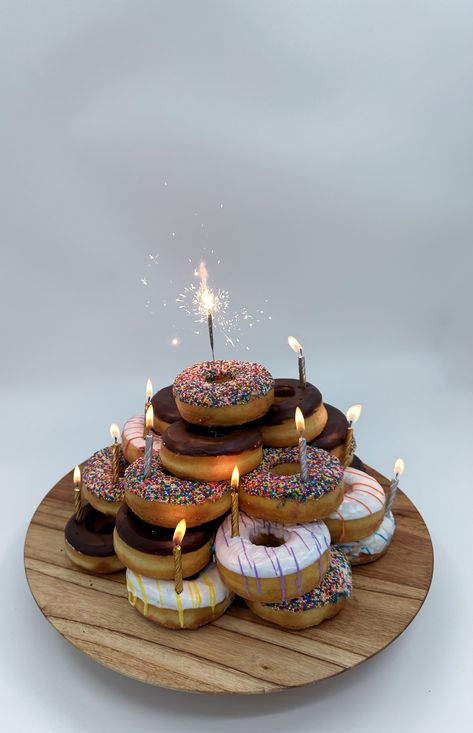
[122,415,162,463]
[337,510,395,565]
[64,504,124,573]
[238,446,344,523]
[324,467,386,543]
[82,446,128,517]
[215,512,331,602]
[124,455,231,527]
[113,504,217,579]
[256,378,328,447]
[173,360,274,426]
[151,385,181,433]
[126,562,233,629]
[247,547,352,629]
[160,419,263,481]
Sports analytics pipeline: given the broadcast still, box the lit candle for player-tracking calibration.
[201,287,215,361]
[110,423,121,487]
[288,336,306,387]
[343,404,362,468]
[143,378,153,438]
[173,519,186,594]
[143,404,154,477]
[231,465,240,537]
[385,458,405,514]
[295,407,309,482]
[73,464,83,522]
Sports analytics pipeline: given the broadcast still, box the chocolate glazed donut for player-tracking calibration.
[310,403,365,470]
[113,505,219,579]
[64,504,124,573]
[159,420,263,481]
[151,385,181,433]
[256,378,329,447]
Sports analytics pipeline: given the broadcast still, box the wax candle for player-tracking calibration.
[231,465,240,537]
[110,423,121,487]
[385,458,405,514]
[342,404,362,467]
[288,336,306,387]
[295,407,309,482]
[173,519,186,594]
[201,287,215,361]
[73,464,83,522]
[143,378,153,438]
[143,404,154,477]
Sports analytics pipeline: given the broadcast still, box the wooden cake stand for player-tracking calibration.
[24,464,433,694]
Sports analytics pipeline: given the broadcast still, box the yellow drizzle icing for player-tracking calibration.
[135,574,148,616]
[155,578,163,606]
[193,580,202,607]
[200,572,216,611]
[127,579,137,607]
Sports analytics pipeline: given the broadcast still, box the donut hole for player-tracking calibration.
[206,374,234,384]
[270,462,301,476]
[86,513,115,535]
[250,532,285,548]
[274,385,296,403]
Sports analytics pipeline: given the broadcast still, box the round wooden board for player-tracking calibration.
[24,463,433,694]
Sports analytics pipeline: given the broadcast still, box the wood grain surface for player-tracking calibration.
[24,464,434,694]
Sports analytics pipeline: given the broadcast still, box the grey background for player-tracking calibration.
[1,1,472,731]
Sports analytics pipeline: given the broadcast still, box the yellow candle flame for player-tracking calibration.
[73,465,81,485]
[146,378,153,398]
[231,465,240,490]
[295,406,305,434]
[346,404,362,424]
[110,423,121,441]
[394,458,405,476]
[173,519,186,546]
[145,404,154,430]
[288,335,303,354]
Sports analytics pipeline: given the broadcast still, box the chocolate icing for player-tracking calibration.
[162,419,263,457]
[115,504,219,555]
[64,504,116,557]
[151,385,180,424]
[258,378,322,425]
[310,403,348,451]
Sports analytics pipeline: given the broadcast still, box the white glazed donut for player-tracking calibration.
[122,415,162,463]
[337,510,396,565]
[324,467,386,543]
[214,512,331,602]
[126,562,233,629]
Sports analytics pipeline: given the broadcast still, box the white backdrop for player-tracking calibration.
[1,2,472,731]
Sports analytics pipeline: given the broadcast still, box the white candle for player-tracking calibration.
[386,458,405,514]
[143,404,154,477]
[295,407,309,482]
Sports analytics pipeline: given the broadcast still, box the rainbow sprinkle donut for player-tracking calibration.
[124,455,231,528]
[238,446,345,524]
[173,359,274,426]
[247,547,352,629]
[82,445,128,516]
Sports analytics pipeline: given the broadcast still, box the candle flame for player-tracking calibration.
[173,519,186,546]
[146,378,153,398]
[394,458,405,476]
[295,406,305,434]
[288,335,303,354]
[231,465,240,490]
[145,404,154,429]
[346,404,362,424]
[73,465,81,485]
[110,423,121,440]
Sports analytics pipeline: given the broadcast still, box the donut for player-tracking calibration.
[337,510,395,565]
[113,504,217,579]
[160,420,263,481]
[324,467,386,543]
[215,512,331,602]
[247,547,352,629]
[126,562,234,629]
[64,504,124,573]
[173,360,274,426]
[151,384,181,433]
[238,446,344,523]
[121,415,162,463]
[124,455,231,527]
[81,446,128,516]
[310,403,348,460]
[255,378,328,447]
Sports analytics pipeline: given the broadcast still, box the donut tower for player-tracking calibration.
[64,357,400,630]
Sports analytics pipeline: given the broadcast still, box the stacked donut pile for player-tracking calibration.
[64,359,396,630]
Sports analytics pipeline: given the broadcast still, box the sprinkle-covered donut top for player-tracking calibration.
[124,455,229,505]
[173,360,274,408]
[258,378,322,425]
[328,467,385,521]
[263,547,352,613]
[126,562,232,627]
[337,510,395,562]
[122,415,162,454]
[215,513,330,597]
[82,445,128,503]
[240,446,344,502]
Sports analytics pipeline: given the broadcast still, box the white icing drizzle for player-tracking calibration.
[337,510,396,561]
[328,467,385,521]
[122,415,161,457]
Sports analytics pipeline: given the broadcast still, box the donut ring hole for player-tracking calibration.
[85,512,115,535]
[270,462,301,477]
[250,532,285,548]
[206,373,234,384]
[274,385,296,403]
